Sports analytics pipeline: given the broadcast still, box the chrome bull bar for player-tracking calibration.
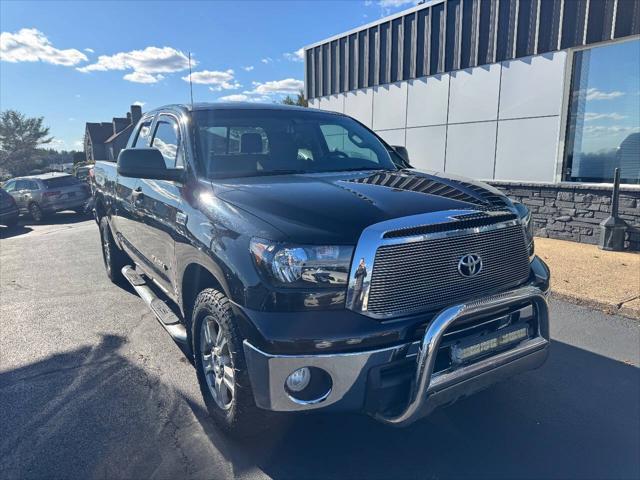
[376,285,550,426]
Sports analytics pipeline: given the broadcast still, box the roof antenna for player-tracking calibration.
[188,52,194,108]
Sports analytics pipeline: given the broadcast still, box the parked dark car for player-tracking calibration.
[0,187,19,227]
[3,172,91,221]
[93,103,550,436]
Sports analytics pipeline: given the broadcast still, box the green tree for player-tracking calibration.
[280,89,308,107]
[0,110,52,176]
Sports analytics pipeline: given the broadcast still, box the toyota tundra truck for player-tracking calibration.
[92,103,550,435]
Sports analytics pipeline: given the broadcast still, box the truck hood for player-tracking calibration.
[215,169,514,244]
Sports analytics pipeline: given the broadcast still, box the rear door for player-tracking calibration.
[134,113,186,294]
[113,116,154,259]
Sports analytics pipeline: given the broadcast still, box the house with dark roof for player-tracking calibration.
[84,105,142,162]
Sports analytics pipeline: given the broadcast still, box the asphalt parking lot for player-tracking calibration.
[1,213,639,480]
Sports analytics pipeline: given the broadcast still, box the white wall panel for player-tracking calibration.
[344,88,374,128]
[405,126,446,172]
[499,52,567,119]
[445,122,497,180]
[373,82,408,131]
[494,117,561,182]
[448,64,501,124]
[319,94,345,113]
[406,75,450,127]
[375,128,405,146]
[308,98,319,109]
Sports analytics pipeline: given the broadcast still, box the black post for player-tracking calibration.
[599,168,627,251]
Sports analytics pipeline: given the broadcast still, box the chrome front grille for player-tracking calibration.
[365,223,531,318]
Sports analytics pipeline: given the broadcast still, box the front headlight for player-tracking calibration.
[250,239,354,288]
[514,202,534,257]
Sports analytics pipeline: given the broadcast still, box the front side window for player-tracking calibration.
[133,120,153,148]
[152,117,183,168]
[193,109,399,179]
[564,39,640,184]
[3,180,16,192]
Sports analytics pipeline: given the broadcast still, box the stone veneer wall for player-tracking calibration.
[490,182,640,251]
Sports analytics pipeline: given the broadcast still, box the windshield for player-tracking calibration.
[192,109,402,179]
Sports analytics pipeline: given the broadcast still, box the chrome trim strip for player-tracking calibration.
[375,284,549,426]
[243,340,405,412]
[345,209,522,319]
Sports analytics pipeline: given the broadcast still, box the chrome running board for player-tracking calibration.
[121,265,188,345]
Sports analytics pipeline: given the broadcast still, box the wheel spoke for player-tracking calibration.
[223,366,235,394]
[202,353,214,373]
[215,326,223,347]
[217,335,227,352]
[202,320,213,347]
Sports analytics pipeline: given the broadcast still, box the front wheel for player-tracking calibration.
[192,288,269,436]
[99,216,128,284]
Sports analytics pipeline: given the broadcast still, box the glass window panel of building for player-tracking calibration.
[565,39,640,184]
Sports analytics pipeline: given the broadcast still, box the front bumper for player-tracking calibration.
[243,258,550,426]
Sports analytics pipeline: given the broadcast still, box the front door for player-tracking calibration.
[113,117,153,261]
[134,113,186,297]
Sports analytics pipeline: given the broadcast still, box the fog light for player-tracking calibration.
[286,367,311,392]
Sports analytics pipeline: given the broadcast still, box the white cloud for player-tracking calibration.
[584,112,627,121]
[243,65,254,71]
[183,69,240,90]
[261,57,273,64]
[249,78,304,95]
[218,94,250,102]
[124,71,164,84]
[77,46,192,83]
[284,48,304,62]
[583,125,639,136]
[133,100,146,107]
[585,88,625,101]
[0,28,87,66]
[84,48,94,53]
[219,93,271,103]
[73,139,84,149]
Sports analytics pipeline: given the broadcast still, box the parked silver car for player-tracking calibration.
[3,172,91,221]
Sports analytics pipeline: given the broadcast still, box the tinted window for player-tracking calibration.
[14,180,29,190]
[43,176,79,188]
[152,117,183,168]
[25,180,40,190]
[193,109,398,179]
[564,40,640,184]
[133,121,153,148]
[3,181,16,192]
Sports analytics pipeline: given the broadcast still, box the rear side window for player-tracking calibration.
[43,176,80,188]
[152,116,183,168]
[133,121,152,148]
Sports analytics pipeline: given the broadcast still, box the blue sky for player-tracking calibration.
[0,0,413,151]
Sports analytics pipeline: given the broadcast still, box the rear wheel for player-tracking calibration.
[192,288,269,436]
[99,216,128,284]
[29,203,44,222]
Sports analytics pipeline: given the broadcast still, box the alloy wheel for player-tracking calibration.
[200,315,235,410]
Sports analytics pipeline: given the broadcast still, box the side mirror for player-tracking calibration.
[117,148,184,182]
[392,145,410,164]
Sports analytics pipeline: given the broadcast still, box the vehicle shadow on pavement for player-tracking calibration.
[0,224,32,239]
[0,212,91,239]
[1,335,638,479]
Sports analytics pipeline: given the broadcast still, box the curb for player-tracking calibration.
[550,291,640,320]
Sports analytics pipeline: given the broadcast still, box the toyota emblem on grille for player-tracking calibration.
[458,253,483,278]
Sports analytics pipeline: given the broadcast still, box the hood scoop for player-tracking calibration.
[345,171,509,210]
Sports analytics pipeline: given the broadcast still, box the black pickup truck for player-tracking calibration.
[93,103,551,435]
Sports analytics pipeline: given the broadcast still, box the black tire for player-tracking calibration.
[192,288,269,437]
[99,216,128,284]
[29,203,44,222]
